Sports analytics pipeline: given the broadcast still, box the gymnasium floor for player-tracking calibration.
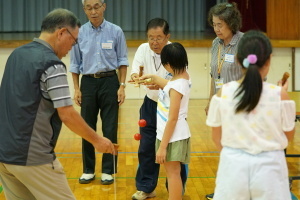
[0,99,299,200]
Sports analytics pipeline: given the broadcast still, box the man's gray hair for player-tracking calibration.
[41,8,81,33]
[82,0,104,5]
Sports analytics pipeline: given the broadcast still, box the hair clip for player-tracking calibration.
[243,54,257,68]
[226,4,233,8]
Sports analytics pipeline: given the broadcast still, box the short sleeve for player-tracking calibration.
[206,95,222,127]
[41,64,73,108]
[169,79,190,96]
[281,100,296,131]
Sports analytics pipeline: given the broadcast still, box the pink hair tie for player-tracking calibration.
[243,54,257,68]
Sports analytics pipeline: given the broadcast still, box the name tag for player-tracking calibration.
[224,54,234,63]
[164,72,173,80]
[102,42,113,49]
[214,78,224,89]
[158,89,165,101]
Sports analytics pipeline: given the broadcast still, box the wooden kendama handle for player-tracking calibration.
[128,78,152,84]
[139,66,144,77]
[281,72,290,85]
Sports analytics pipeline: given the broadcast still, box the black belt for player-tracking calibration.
[84,70,116,78]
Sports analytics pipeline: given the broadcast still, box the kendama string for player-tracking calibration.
[113,154,117,200]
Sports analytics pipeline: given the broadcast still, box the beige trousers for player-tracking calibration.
[0,158,76,200]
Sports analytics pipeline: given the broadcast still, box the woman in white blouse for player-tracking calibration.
[206,30,295,200]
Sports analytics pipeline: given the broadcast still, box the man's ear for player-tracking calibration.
[56,27,65,40]
[166,33,171,40]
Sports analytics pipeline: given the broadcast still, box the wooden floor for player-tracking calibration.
[0,99,300,200]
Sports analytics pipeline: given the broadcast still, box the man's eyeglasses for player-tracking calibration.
[148,37,167,44]
[84,3,104,12]
[66,29,78,46]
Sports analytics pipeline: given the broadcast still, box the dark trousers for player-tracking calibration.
[136,96,188,193]
[80,74,119,174]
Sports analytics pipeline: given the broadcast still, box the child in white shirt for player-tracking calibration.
[141,42,191,200]
[206,30,295,200]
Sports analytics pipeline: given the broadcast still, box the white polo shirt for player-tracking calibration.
[131,42,172,102]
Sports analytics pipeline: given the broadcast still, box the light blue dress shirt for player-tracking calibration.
[70,20,129,74]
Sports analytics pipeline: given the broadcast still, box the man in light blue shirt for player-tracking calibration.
[70,0,128,185]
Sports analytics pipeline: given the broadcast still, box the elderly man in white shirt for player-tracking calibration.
[130,18,188,200]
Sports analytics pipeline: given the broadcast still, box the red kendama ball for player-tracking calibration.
[134,133,142,140]
[138,119,147,127]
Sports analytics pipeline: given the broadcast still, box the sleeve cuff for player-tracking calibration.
[69,64,80,74]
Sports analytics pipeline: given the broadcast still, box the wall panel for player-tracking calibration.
[267,0,300,39]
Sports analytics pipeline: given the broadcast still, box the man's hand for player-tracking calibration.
[131,73,139,80]
[93,137,119,155]
[74,89,82,106]
[205,104,209,116]
[117,87,125,105]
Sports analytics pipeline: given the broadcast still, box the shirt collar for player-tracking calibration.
[33,38,54,51]
[218,31,242,46]
[88,19,107,30]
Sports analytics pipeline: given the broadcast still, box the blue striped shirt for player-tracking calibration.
[70,20,129,74]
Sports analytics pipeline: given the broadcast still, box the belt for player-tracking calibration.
[84,70,116,78]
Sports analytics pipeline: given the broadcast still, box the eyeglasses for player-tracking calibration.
[66,29,78,46]
[84,3,104,12]
[148,37,167,44]
[212,23,223,30]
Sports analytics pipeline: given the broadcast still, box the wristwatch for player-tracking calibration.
[120,82,126,88]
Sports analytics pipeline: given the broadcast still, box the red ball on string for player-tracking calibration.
[138,119,147,127]
[134,133,142,140]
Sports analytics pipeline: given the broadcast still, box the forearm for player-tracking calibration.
[208,77,215,102]
[285,128,295,141]
[213,138,223,151]
[152,75,169,89]
[118,65,127,83]
[71,73,80,91]
[58,106,101,144]
[212,127,222,151]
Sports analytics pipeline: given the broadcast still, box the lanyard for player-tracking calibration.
[153,57,162,71]
[217,44,231,78]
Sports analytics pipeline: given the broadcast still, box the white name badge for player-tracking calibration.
[214,78,224,89]
[224,54,234,63]
[102,42,113,49]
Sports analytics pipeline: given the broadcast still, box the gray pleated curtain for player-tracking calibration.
[0,0,213,32]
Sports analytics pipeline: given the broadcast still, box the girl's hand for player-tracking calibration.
[139,74,155,84]
[156,147,167,164]
[278,72,290,91]
[139,74,160,90]
[278,79,289,92]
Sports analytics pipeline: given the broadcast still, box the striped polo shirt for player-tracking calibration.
[210,31,244,94]
[0,39,72,166]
